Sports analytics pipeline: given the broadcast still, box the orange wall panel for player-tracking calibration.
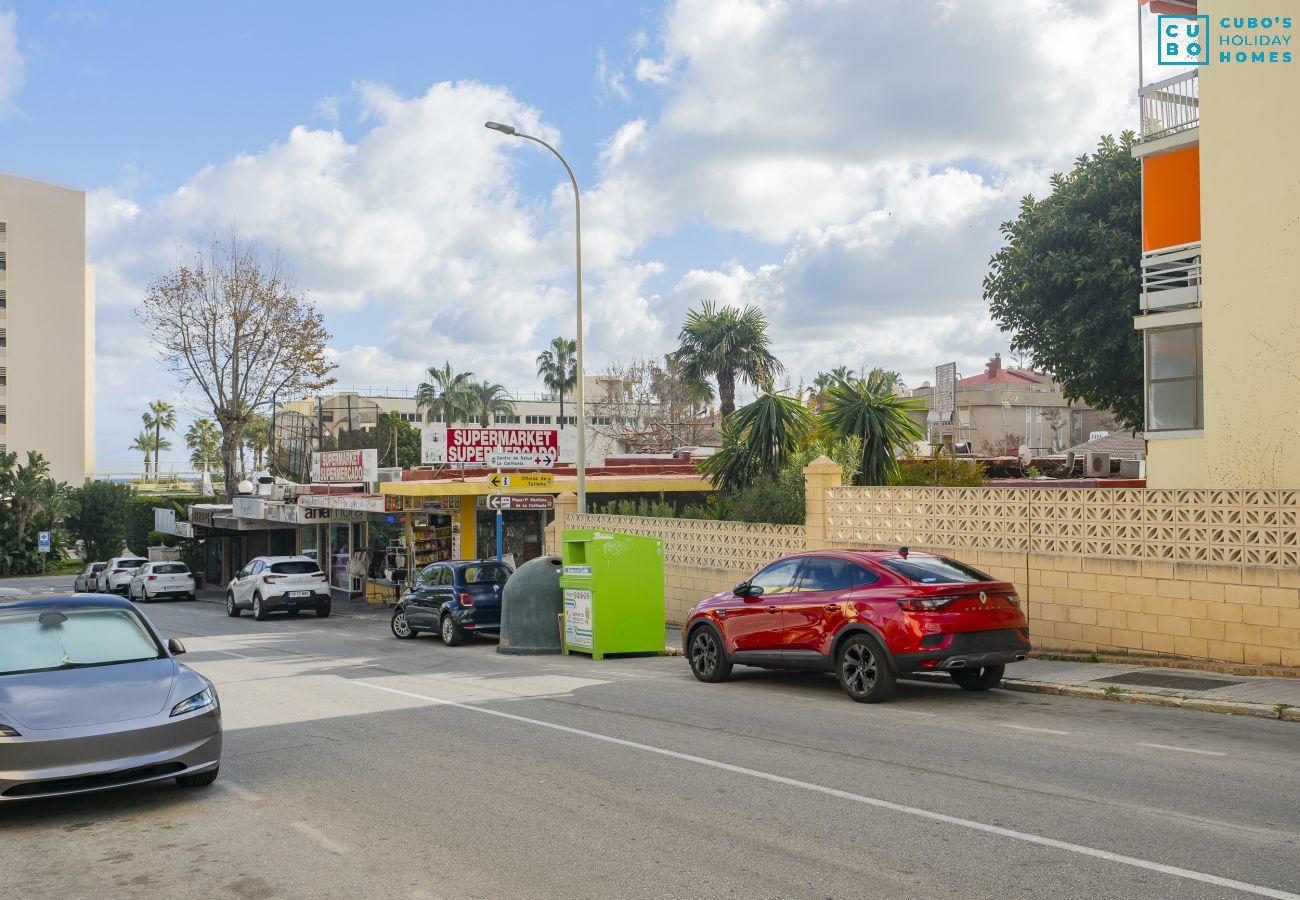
[1143,145,1200,251]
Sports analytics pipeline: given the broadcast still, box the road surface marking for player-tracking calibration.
[1003,724,1072,735]
[290,821,351,854]
[877,708,937,718]
[216,781,262,802]
[354,680,1299,900]
[1137,742,1226,757]
[215,649,256,659]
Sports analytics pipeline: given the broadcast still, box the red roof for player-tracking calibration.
[957,354,1048,386]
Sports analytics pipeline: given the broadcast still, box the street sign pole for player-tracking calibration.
[495,468,504,561]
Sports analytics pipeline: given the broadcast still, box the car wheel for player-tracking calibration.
[253,594,268,621]
[836,633,896,703]
[687,626,732,683]
[226,592,240,617]
[176,766,219,789]
[950,664,1005,692]
[141,589,152,603]
[188,593,197,602]
[391,609,416,639]
[316,601,331,618]
[441,614,463,647]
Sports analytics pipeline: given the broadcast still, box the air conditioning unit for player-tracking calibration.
[376,467,402,483]
[1118,458,1145,479]
[1085,451,1111,477]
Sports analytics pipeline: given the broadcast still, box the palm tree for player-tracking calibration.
[415,362,477,425]
[8,451,51,544]
[468,381,515,426]
[536,337,577,428]
[821,371,926,486]
[143,400,177,483]
[700,391,812,492]
[670,300,783,418]
[186,418,222,473]
[244,415,271,470]
[130,431,156,481]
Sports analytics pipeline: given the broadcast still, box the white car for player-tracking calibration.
[103,556,151,595]
[74,561,108,592]
[226,556,331,621]
[128,561,197,602]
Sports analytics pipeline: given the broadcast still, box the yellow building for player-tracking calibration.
[1136,1,1300,487]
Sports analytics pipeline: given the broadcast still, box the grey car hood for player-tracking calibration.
[0,658,177,730]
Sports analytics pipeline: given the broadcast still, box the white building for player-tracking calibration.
[0,174,96,483]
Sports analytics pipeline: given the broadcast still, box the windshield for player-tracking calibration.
[91,563,107,572]
[152,563,189,574]
[879,557,994,585]
[462,564,511,585]
[271,561,320,575]
[0,607,163,676]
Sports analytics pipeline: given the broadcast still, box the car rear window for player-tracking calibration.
[152,563,189,574]
[879,557,993,585]
[91,563,107,572]
[271,561,320,575]
[461,564,511,585]
[121,559,149,568]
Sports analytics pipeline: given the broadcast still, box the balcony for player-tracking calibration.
[1141,241,1202,313]
[1140,70,1198,142]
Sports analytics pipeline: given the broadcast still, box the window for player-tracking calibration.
[557,416,577,426]
[415,565,439,588]
[461,563,512,585]
[321,410,335,423]
[435,566,453,587]
[749,558,802,596]
[879,556,993,585]
[0,289,6,308]
[496,414,521,424]
[525,415,552,425]
[1146,324,1203,431]
[270,561,317,575]
[795,556,858,592]
[587,416,612,426]
[0,407,5,425]
[0,250,6,271]
[0,329,6,348]
[153,563,190,575]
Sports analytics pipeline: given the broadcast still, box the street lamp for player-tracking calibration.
[485,120,587,514]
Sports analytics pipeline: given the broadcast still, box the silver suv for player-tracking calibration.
[226,556,331,620]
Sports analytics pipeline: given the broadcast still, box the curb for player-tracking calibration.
[1030,650,1300,680]
[906,671,1297,721]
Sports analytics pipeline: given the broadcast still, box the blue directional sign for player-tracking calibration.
[37,531,51,553]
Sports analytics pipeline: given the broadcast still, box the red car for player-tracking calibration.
[682,548,1030,703]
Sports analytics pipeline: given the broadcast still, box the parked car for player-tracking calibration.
[102,556,151,595]
[128,562,196,603]
[682,548,1031,703]
[74,562,108,593]
[391,560,513,646]
[226,556,331,620]
[0,594,221,801]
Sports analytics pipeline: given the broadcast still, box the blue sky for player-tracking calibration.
[0,1,1141,473]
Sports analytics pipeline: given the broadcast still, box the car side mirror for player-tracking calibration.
[168,638,186,656]
[733,581,750,596]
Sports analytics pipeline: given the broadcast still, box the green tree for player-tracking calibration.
[143,400,177,482]
[67,481,133,562]
[130,430,156,481]
[376,412,422,468]
[415,361,477,425]
[984,133,1143,428]
[244,414,271,470]
[670,300,783,418]
[700,391,812,493]
[4,450,50,544]
[536,337,578,428]
[717,438,863,526]
[186,418,222,472]
[468,381,515,427]
[821,371,926,486]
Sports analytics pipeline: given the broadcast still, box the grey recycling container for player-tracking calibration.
[497,555,564,655]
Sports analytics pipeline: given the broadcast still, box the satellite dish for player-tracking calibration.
[237,480,254,495]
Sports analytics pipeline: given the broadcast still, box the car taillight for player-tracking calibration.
[263,575,284,584]
[899,596,957,612]
[1007,594,1021,607]
[459,593,474,607]
[112,569,126,574]
[147,575,157,581]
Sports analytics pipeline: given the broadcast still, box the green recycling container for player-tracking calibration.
[559,529,665,659]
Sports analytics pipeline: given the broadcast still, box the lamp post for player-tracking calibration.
[485,121,587,514]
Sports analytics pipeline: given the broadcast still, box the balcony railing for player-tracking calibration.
[1140,69,1199,142]
[1141,241,1202,313]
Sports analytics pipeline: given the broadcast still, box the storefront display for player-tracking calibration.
[476,504,547,565]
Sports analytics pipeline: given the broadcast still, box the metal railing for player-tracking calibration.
[1139,69,1198,142]
[1140,241,1202,312]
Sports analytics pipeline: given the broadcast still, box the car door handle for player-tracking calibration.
[824,604,840,612]
[765,606,780,614]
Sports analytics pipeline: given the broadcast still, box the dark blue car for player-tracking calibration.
[390,560,513,646]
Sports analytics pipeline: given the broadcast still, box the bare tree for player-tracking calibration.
[139,238,336,493]
[587,357,719,452]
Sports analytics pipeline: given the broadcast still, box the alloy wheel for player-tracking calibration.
[840,642,878,698]
[691,631,718,678]
[393,611,412,638]
[442,617,454,642]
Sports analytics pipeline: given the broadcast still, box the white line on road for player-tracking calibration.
[215,649,256,659]
[354,680,1299,900]
[1137,742,1227,757]
[289,821,352,854]
[1003,724,1072,736]
[215,781,262,802]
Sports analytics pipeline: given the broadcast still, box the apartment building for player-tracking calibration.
[1135,1,1299,487]
[0,174,95,484]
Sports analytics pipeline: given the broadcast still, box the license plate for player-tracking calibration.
[289,590,310,597]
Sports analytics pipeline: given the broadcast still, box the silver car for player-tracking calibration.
[0,595,222,801]
[74,561,108,592]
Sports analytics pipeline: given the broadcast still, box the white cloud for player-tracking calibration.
[595,48,629,102]
[0,9,25,117]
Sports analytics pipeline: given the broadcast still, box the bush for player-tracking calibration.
[890,453,986,487]
[715,437,862,525]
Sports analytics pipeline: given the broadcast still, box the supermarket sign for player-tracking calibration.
[421,427,575,466]
[311,448,378,483]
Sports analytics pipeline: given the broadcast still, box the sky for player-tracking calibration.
[0,1,1147,473]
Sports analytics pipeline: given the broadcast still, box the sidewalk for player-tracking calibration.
[665,628,1300,721]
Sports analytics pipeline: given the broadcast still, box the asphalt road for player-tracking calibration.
[2,586,1299,900]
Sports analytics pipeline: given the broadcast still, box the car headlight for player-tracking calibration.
[170,687,217,717]
[0,723,20,737]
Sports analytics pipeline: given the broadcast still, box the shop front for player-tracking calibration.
[297,496,381,603]
[474,497,548,565]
